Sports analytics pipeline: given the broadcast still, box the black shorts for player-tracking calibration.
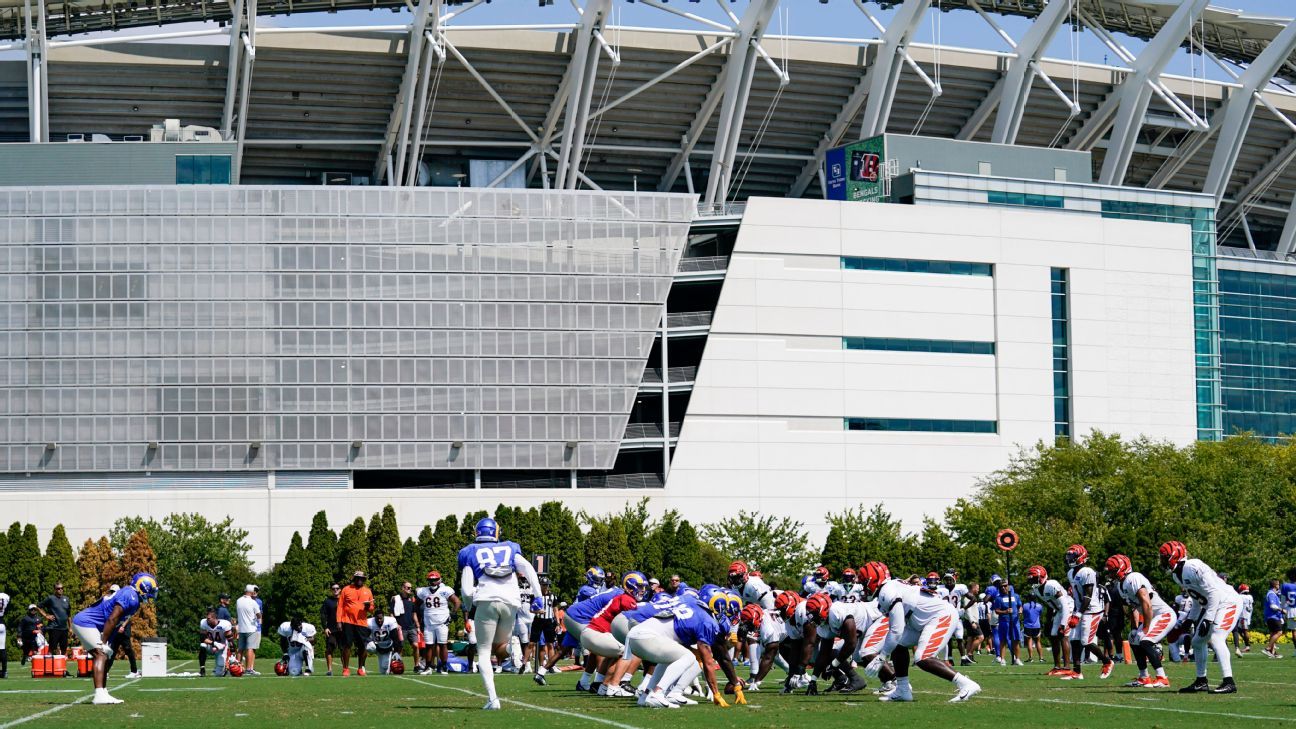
[1268,618,1285,634]
[324,626,341,652]
[978,619,992,637]
[342,623,371,650]
[1024,627,1042,639]
[532,617,557,644]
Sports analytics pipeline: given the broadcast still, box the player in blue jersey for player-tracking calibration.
[71,573,157,705]
[457,517,541,710]
[562,587,623,692]
[577,567,606,603]
[628,584,737,708]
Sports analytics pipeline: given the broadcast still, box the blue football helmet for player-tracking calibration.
[622,571,649,600]
[585,566,605,587]
[132,572,159,602]
[475,517,499,542]
[801,575,817,594]
[724,591,744,619]
[699,584,725,614]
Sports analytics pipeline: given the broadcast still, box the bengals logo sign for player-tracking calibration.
[851,151,881,183]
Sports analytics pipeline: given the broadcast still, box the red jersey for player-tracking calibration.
[586,593,638,633]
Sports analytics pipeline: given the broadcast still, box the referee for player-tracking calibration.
[531,578,558,685]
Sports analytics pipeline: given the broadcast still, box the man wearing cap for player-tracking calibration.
[321,582,342,675]
[18,605,43,665]
[236,585,262,675]
[416,571,458,675]
[38,583,72,657]
[216,593,233,624]
[337,571,374,677]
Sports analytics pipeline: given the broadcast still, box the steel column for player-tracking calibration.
[554,0,611,190]
[221,0,245,137]
[991,0,1073,144]
[1096,0,1209,185]
[1217,133,1296,228]
[857,0,931,139]
[231,0,257,183]
[1280,197,1296,256]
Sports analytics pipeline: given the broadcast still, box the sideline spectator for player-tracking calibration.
[337,571,374,677]
[198,606,236,677]
[236,585,262,675]
[321,583,342,676]
[18,606,42,664]
[38,584,71,656]
[391,581,420,660]
[277,617,316,676]
[0,589,9,678]
[216,593,233,623]
[992,576,1022,666]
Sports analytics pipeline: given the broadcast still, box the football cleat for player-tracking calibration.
[839,673,868,694]
[878,685,914,702]
[92,692,124,705]
[666,691,698,706]
[1124,677,1150,687]
[483,699,501,710]
[873,680,897,695]
[644,693,677,709]
[1148,677,1171,688]
[950,678,981,703]
[1100,662,1114,679]
[1211,678,1237,694]
[1179,677,1210,693]
[1060,671,1084,680]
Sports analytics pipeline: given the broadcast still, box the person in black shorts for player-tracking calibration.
[320,583,342,676]
[965,583,985,659]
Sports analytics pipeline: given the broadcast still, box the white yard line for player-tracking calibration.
[914,689,1296,722]
[0,692,81,696]
[0,678,142,729]
[397,675,646,729]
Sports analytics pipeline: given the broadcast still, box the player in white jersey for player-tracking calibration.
[728,561,775,675]
[197,607,236,677]
[458,517,542,709]
[1025,565,1074,675]
[737,603,788,691]
[1233,583,1254,656]
[415,570,460,675]
[1063,544,1114,680]
[859,562,981,703]
[802,592,894,695]
[1160,541,1241,694]
[0,590,9,678]
[1106,555,1174,688]
[276,617,317,676]
[837,568,866,603]
[773,590,814,692]
[938,572,970,665]
[366,607,403,674]
[511,577,537,674]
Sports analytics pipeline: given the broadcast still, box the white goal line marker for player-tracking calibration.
[397,675,646,729]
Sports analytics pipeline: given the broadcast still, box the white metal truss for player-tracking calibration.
[857,0,931,139]
[1195,23,1296,203]
[220,0,245,137]
[1064,0,1207,184]
[786,0,930,198]
[554,0,613,190]
[23,0,47,143]
[1280,195,1296,256]
[373,0,436,185]
[231,0,257,183]
[1217,133,1296,233]
[702,0,780,205]
[989,0,1075,144]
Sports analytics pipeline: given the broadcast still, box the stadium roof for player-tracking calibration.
[2,0,1296,250]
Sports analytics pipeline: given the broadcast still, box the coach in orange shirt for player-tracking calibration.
[336,570,374,676]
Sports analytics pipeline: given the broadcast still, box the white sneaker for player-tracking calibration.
[950,678,982,703]
[873,680,897,695]
[126,672,142,678]
[604,685,627,698]
[644,693,677,709]
[483,699,501,710]
[666,691,697,706]
[995,656,1006,666]
[1012,658,1023,666]
[92,691,124,705]
[637,691,649,707]
[878,685,913,702]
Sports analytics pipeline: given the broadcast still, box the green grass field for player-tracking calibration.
[2,654,1295,728]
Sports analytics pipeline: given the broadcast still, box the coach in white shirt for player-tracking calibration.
[236,585,263,675]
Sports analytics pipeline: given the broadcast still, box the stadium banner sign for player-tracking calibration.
[824,135,886,202]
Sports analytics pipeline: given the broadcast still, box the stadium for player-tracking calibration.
[3,0,1296,724]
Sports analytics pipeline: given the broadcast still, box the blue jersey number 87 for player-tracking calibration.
[475,545,516,578]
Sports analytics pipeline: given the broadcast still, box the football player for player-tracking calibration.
[738,603,786,691]
[861,562,981,703]
[1233,583,1253,657]
[839,568,865,603]
[457,517,541,709]
[276,616,317,676]
[803,591,893,695]
[0,589,8,679]
[1160,541,1241,694]
[581,572,646,696]
[1025,565,1072,674]
[70,573,156,705]
[1063,545,1114,680]
[366,606,402,674]
[1105,554,1172,688]
[627,585,737,708]
[198,606,236,677]
[938,572,970,665]
[578,567,606,603]
[415,571,460,675]
[810,566,840,600]
[512,577,536,674]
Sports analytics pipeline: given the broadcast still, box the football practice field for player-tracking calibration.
[2,657,1295,729]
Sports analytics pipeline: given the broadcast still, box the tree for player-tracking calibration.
[0,526,10,597]
[425,515,460,582]
[667,520,705,586]
[336,517,369,580]
[367,505,402,600]
[41,525,80,600]
[537,502,584,599]
[395,538,422,587]
[120,529,159,653]
[821,505,919,578]
[8,523,43,610]
[306,510,338,586]
[274,533,318,626]
[701,511,816,583]
[916,518,963,581]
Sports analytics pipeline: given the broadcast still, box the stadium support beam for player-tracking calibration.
[785,0,929,199]
[857,0,931,139]
[990,0,1074,145]
[1280,196,1296,257]
[1200,21,1296,204]
[554,0,613,190]
[1088,0,1208,185]
[703,0,780,205]
[23,0,48,143]
[221,0,245,137]
[1218,133,1296,230]
[231,0,257,183]
[373,0,435,185]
